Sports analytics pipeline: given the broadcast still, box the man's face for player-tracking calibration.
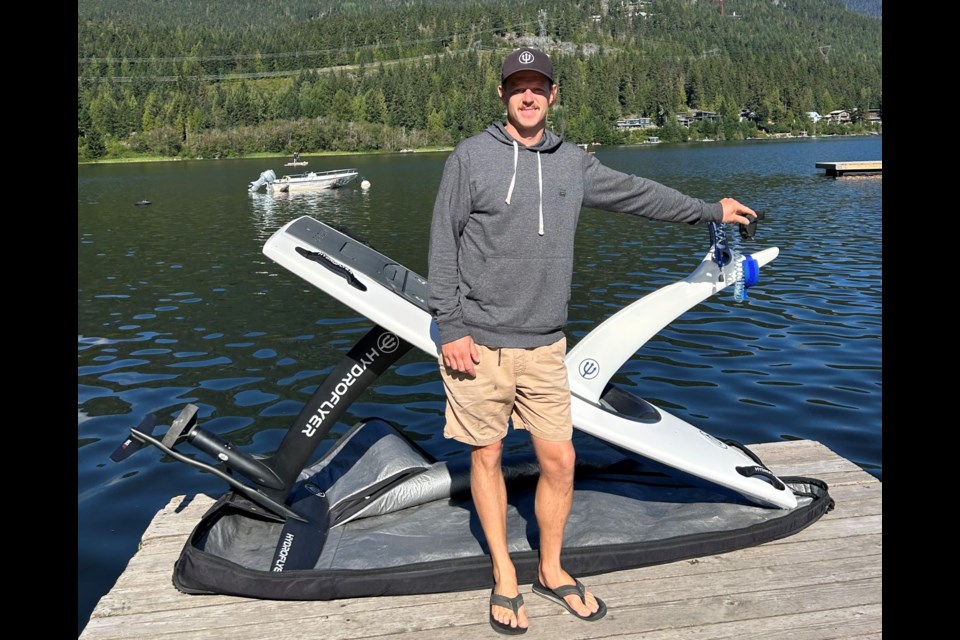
[498,70,557,135]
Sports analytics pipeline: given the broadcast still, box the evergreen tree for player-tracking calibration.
[78,0,883,160]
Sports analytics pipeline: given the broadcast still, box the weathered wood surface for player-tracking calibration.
[81,440,881,639]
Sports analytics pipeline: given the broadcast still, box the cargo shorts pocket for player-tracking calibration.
[439,346,514,444]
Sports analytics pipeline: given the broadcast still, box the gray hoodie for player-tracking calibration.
[428,122,722,349]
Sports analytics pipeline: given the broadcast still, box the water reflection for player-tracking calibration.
[249,186,375,241]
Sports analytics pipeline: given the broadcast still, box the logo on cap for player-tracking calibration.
[502,47,553,83]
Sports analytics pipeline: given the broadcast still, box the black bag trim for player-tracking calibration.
[171,476,832,601]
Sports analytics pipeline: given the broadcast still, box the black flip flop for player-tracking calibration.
[489,589,528,635]
[531,578,607,621]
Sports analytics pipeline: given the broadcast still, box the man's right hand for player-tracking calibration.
[442,336,480,376]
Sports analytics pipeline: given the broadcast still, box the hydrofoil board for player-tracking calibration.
[263,216,797,509]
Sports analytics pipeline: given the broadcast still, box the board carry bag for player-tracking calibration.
[169,417,833,601]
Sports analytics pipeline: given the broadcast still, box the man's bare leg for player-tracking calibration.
[472,441,529,631]
[531,436,601,617]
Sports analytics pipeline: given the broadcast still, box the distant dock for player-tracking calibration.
[815,161,882,177]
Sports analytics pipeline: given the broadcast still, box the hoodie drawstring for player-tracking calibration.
[505,141,518,205]
[536,151,544,235]
[504,141,545,236]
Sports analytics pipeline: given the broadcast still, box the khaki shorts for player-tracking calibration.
[439,337,572,446]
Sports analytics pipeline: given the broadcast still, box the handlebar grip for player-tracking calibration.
[738,210,766,240]
[295,246,367,291]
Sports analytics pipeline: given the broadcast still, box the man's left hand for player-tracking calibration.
[719,198,757,225]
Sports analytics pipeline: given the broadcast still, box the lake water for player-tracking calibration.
[77,135,882,634]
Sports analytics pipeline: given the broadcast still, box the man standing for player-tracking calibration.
[427,47,757,634]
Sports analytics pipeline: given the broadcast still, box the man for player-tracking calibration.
[427,47,757,635]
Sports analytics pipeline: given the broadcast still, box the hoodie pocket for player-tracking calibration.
[466,256,571,331]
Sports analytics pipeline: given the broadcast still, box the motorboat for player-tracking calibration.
[249,168,360,193]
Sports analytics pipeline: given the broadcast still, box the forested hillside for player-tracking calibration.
[78,0,882,160]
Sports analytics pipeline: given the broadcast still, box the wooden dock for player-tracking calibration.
[815,161,882,177]
[80,440,881,639]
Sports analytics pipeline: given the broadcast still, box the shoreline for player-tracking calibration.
[78,132,880,166]
[78,147,455,166]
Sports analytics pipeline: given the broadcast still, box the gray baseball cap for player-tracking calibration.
[501,47,554,84]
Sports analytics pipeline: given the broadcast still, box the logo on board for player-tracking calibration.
[579,359,599,380]
[378,332,400,353]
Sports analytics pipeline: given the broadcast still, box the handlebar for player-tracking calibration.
[738,210,765,241]
[708,210,768,300]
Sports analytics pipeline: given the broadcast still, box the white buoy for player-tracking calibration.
[360,179,371,190]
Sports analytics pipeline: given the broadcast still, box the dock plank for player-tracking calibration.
[80,440,881,639]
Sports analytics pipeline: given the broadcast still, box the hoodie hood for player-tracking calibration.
[485,123,564,235]
[485,122,564,152]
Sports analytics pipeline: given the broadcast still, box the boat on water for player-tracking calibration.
[284,161,309,167]
[248,168,360,194]
[576,143,596,155]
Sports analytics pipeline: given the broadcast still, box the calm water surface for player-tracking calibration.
[78,136,881,634]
